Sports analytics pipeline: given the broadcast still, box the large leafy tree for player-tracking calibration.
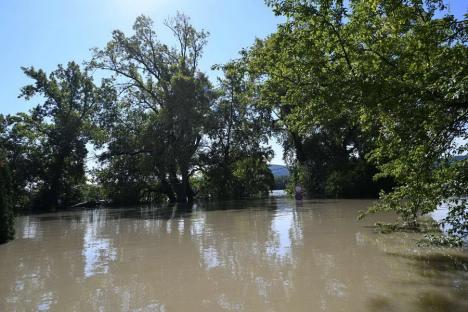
[249,0,467,235]
[246,2,387,198]
[91,14,214,203]
[95,104,175,204]
[17,62,114,210]
[0,113,43,207]
[199,61,274,199]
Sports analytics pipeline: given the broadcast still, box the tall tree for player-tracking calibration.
[18,62,114,210]
[245,5,387,198]
[250,0,467,236]
[0,113,42,207]
[91,14,214,202]
[200,61,274,199]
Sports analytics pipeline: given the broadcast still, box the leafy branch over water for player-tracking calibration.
[247,0,467,241]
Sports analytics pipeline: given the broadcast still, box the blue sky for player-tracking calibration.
[0,0,286,164]
[0,0,466,165]
[0,0,281,114]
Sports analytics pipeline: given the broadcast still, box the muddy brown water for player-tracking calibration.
[1,199,467,311]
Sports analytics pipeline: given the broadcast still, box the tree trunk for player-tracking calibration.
[184,173,195,203]
[169,171,188,203]
[159,175,176,203]
[291,131,306,164]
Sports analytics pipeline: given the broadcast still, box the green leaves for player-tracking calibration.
[91,14,215,203]
[0,149,14,244]
[200,61,274,199]
[248,0,467,238]
[5,62,113,210]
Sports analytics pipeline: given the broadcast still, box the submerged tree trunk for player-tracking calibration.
[159,175,177,203]
[167,167,195,203]
[38,149,68,211]
[182,171,195,203]
[291,131,306,164]
[35,157,64,212]
[169,170,188,203]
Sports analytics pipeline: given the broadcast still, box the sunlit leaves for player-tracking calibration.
[251,0,467,237]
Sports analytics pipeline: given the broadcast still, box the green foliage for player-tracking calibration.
[244,2,396,199]
[4,62,114,211]
[1,113,42,207]
[90,22,276,202]
[232,157,275,198]
[77,183,105,203]
[241,36,384,199]
[91,14,213,203]
[197,157,274,199]
[0,150,14,244]
[199,61,274,199]
[246,0,467,237]
[4,14,278,210]
[418,233,463,248]
[96,152,166,205]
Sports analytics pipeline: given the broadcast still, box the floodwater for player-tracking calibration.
[0,199,467,312]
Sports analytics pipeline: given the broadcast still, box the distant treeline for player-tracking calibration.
[1,0,467,244]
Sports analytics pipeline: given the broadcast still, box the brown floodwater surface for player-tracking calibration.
[0,199,467,311]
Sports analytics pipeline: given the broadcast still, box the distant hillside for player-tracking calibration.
[269,164,289,177]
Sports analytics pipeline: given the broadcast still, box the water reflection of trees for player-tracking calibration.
[1,199,466,311]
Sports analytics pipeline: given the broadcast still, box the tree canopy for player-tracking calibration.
[245,0,467,238]
[78,13,274,204]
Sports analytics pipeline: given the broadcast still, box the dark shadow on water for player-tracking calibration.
[119,198,283,220]
[34,214,84,222]
[384,251,468,312]
[25,197,355,224]
[28,197,288,222]
[367,296,397,312]
[414,292,468,312]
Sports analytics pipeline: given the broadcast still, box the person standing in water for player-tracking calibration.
[295,185,303,200]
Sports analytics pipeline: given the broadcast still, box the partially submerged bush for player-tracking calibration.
[417,234,463,248]
[372,218,464,247]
